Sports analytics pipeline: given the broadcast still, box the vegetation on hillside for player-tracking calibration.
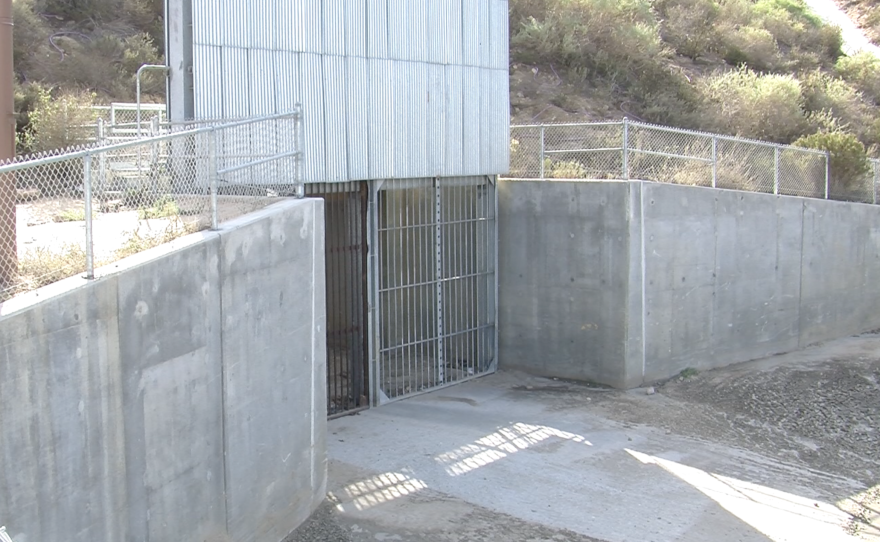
[12,0,164,153]
[509,0,880,169]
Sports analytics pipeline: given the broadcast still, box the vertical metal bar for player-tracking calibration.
[368,182,381,406]
[773,146,779,195]
[435,178,445,384]
[360,181,370,405]
[208,129,219,229]
[539,125,545,179]
[295,105,305,198]
[711,136,717,189]
[83,153,95,279]
[825,151,831,199]
[97,118,106,200]
[622,118,629,180]
[871,160,880,205]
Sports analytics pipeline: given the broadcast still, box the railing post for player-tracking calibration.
[539,124,546,179]
[295,104,305,198]
[83,153,95,279]
[825,151,830,199]
[622,117,629,180]
[873,159,878,205]
[97,118,106,200]
[711,136,717,189]
[209,128,219,229]
[773,146,780,195]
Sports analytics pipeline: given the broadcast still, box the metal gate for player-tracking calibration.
[370,176,497,404]
[306,182,370,417]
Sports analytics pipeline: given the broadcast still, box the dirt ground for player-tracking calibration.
[292,333,880,542]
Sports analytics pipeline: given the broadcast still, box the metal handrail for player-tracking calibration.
[0,108,302,174]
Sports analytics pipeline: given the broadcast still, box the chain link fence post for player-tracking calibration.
[539,124,546,179]
[208,128,219,230]
[711,136,718,188]
[825,151,831,199]
[773,146,780,195]
[622,118,629,180]
[873,159,878,205]
[83,152,95,279]
[295,104,305,198]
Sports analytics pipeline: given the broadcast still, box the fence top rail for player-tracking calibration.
[512,121,624,129]
[0,108,302,174]
[511,118,829,157]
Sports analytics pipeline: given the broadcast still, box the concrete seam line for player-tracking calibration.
[797,201,806,348]
[639,181,647,382]
[310,200,317,491]
[217,232,231,534]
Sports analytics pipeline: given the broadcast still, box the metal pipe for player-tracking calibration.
[622,117,630,180]
[208,129,218,229]
[825,151,831,199]
[0,0,16,286]
[83,153,95,279]
[136,64,169,137]
[773,146,780,195]
[874,160,878,205]
[295,104,304,198]
[539,125,545,179]
[711,137,717,189]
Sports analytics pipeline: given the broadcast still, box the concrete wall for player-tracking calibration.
[0,199,326,542]
[499,180,880,387]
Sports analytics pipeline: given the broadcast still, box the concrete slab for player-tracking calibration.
[320,369,871,542]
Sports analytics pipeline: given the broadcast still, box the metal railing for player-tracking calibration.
[0,107,303,301]
[508,119,880,204]
[0,526,12,542]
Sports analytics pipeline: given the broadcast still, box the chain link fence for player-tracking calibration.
[0,108,303,302]
[508,119,859,202]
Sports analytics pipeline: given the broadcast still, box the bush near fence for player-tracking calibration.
[508,119,879,205]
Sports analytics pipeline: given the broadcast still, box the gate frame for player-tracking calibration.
[367,175,499,407]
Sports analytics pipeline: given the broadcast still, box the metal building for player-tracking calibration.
[167,0,510,415]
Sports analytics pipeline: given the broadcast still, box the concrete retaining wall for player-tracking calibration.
[499,180,880,387]
[0,199,326,542]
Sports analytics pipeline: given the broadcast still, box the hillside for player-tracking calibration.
[10,0,880,166]
[509,0,880,162]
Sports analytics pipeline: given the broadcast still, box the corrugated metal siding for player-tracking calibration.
[367,0,389,59]
[193,44,223,118]
[392,61,411,176]
[461,65,481,176]
[301,53,326,182]
[409,61,429,178]
[461,1,480,67]
[323,55,348,182]
[323,0,345,56]
[346,56,370,180]
[368,58,394,179]
[388,0,408,61]
[444,64,463,176]
[222,47,250,118]
[427,63,445,176]
[478,0,491,69]
[489,0,507,70]
[249,48,276,116]
[250,0,274,49]
[186,0,511,181]
[274,51,301,113]
[345,0,367,57]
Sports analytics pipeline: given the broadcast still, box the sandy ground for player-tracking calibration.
[291,333,880,542]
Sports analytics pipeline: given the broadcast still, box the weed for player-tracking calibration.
[138,195,180,220]
[679,367,699,379]
[54,207,92,223]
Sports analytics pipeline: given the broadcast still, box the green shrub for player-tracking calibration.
[800,70,880,149]
[836,52,880,105]
[20,87,99,153]
[718,24,780,70]
[547,159,589,179]
[655,0,720,59]
[793,131,870,191]
[698,67,808,142]
[511,0,668,88]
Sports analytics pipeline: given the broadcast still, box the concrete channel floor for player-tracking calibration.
[292,336,880,542]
